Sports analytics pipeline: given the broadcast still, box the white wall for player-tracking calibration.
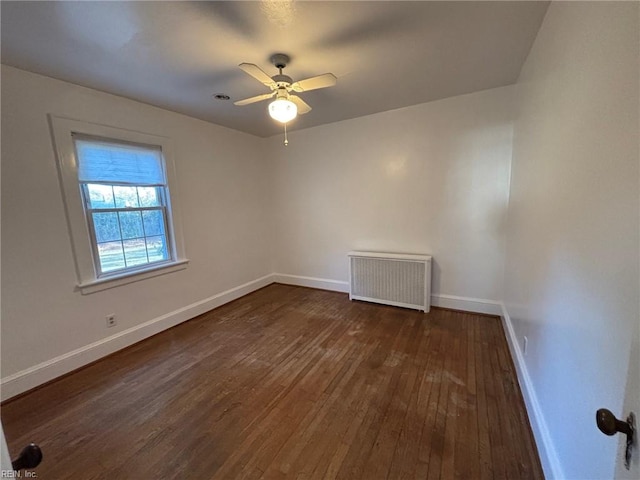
[504,3,639,479]
[271,86,515,306]
[1,66,273,397]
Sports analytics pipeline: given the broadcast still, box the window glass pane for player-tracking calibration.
[118,211,144,239]
[123,238,149,267]
[97,241,125,273]
[138,187,161,207]
[146,235,169,263]
[113,186,139,208]
[86,184,115,209]
[142,210,165,237]
[93,212,121,243]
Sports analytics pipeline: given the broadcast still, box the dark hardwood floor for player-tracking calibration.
[1,284,543,479]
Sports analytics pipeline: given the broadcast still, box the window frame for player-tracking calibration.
[81,182,173,276]
[50,115,188,294]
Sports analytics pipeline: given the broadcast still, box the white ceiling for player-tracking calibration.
[1,1,549,138]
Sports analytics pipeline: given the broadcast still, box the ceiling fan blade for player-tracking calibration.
[289,95,312,114]
[239,63,275,87]
[291,73,337,93]
[234,92,275,106]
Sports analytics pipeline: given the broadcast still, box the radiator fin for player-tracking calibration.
[349,252,432,312]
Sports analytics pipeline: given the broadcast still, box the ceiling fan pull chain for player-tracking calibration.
[284,123,289,146]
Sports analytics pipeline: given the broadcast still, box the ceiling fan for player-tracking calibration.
[234,53,337,124]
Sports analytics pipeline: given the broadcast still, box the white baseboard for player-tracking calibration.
[273,273,350,293]
[1,274,275,402]
[273,274,502,316]
[500,303,564,480]
[431,293,502,315]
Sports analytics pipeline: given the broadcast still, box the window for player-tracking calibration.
[51,117,187,294]
[75,137,173,275]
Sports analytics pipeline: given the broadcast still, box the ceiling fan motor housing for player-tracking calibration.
[272,74,293,86]
[271,54,293,86]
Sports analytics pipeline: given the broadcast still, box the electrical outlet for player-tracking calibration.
[106,314,117,328]
[523,336,529,356]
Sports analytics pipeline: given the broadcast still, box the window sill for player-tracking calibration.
[77,259,189,295]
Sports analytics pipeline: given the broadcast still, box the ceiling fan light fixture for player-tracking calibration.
[268,98,297,123]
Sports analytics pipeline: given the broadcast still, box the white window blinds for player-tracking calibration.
[74,137,166,185]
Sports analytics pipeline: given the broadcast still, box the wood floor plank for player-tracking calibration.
[474,317,494,480]
[385,316,434,480]
[414,316,446,480]
[1,284,543,479]
[360,317,421,480]
[439,312,461,480]
[334,310,419,480]
[426,314,454,480]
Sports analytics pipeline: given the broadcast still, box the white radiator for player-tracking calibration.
[348,251,432,312]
